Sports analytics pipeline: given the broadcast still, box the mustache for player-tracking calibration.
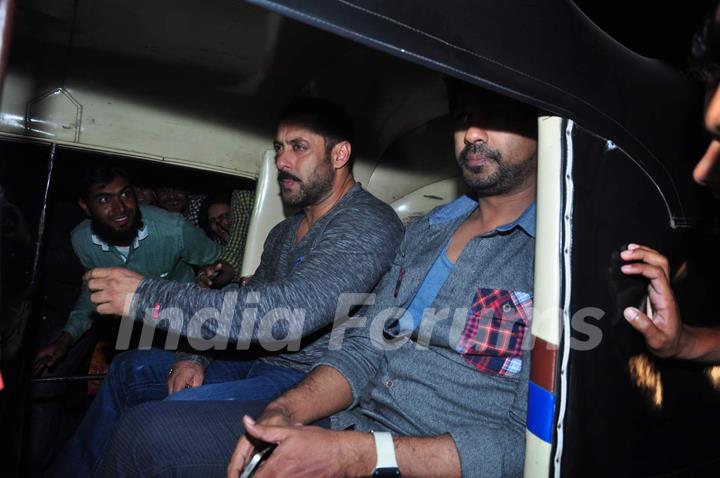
[277,171,301,182]
[459,142,501,164]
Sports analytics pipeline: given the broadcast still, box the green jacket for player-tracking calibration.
[63,205,222,341]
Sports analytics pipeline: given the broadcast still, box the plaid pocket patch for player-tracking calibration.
[456,288,533,377]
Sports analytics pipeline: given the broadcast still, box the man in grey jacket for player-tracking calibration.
[96,80,537,478]
[55,98,404,477]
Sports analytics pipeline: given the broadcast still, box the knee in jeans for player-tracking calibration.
[105,403,164,471]
[107,349,163,388]
[112,349,155,372]
[115,403,160,443]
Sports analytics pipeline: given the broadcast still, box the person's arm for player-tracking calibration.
[226,365,352,476]
[179,218,223,266]
[264,364,352,424]
[227,365,366,478]
[33,331,74,375]
[197,205,274,289]
[61,282,95,342]
[35,235,93,372]
[196,261,234,289]
[35,256,110,374]
[228,249,413,475]
[229,371,464,478]
[89,209,403,345]
[36,287,94,373]
[232,424,461,478]
[233,371,523,478]
[61,234,96,342]
[621,243,720,361]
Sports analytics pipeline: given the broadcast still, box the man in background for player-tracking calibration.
[622,4,720,361]
[59,98,404,477]
[34,162,221,373]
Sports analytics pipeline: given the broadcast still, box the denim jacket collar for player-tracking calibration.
[429,195,536,238]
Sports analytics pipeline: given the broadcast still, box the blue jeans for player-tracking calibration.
[53,348,305,477]
[100,400,331,478]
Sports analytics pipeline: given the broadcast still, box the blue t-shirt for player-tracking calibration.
[398,243,454,333]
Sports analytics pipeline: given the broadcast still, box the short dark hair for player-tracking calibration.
[692,7,720,86]
[444,76,538,138]
[78,161,130,201]
[278,98,355,158]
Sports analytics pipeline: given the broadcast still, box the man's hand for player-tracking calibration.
[196,262,224,288]
[33,331,73,375]
[167,360,205,395]
[196,261,235,289]
[85,267,144,316]
[227,416,373,478]
[227,366,356,476]
[228,407,296,475]
[620,243,683,357]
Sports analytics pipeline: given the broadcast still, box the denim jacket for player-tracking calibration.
[318,195,535,478]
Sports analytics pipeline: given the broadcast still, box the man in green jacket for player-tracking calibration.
[33,162,222,373]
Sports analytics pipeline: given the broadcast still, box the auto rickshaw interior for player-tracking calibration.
[1,1,720,477]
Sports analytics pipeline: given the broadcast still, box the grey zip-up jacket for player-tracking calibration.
[131,183,404,372]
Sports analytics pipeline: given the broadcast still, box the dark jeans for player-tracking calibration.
[101,400,331,477]
[53,348,305,477]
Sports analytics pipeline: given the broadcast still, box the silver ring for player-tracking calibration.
[168,367,175,378]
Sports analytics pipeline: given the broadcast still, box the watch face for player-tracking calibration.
[372,467,401,477]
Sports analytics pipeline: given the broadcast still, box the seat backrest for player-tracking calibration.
[242,151,465,275]
[240,150,287,276]
[387,176,466,227]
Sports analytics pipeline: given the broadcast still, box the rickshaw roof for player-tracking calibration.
[250,0,703,218]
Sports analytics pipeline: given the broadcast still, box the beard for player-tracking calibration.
[91,208,143,247]
[277,157,334,208]
[458,142,535,197]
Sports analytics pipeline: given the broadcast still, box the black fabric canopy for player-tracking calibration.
[249,0,703,222]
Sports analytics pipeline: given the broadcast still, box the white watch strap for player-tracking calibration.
[372,431,398,469]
